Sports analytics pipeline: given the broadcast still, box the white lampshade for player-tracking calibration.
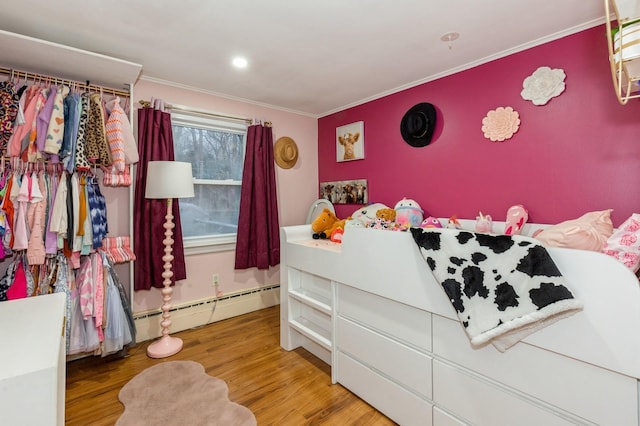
[145,161,195,199]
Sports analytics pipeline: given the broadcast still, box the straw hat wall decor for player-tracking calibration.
[274,136,299,169]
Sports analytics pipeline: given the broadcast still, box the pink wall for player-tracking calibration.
[131,80,318,313]
[319,26,640,227]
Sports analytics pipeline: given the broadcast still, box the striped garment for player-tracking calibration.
[104,99,127,172]
[87,176,108,249]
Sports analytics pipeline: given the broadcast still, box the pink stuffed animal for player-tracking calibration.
[394,198,424,228]
[505,204,528,235]
[420,216,443,228]
[475,212,493,233]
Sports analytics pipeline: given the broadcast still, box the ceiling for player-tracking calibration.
[0,0,606,117]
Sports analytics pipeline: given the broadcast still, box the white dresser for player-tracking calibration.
[280,224,640,426]
[0,293,67,426]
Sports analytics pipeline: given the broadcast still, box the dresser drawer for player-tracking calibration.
[433,360,575,426]
[337,317,432,399]
[337,351,432,426]
[338,284,431,351]
[433,315,638,426]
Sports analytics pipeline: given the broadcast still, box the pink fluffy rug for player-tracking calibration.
[116,360,256,426]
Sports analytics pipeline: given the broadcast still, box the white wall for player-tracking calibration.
[131,79,318,313]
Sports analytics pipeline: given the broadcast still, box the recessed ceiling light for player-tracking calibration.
[232,57,248,69]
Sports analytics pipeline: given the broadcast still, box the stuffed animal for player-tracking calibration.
[376,208,396,222]
[505,204,528,235]
[475,211,493,233]
[329,228,344,243]
[420,216,443,228]
[312,208,348,240]
[446,215,462,229]
[351,202,389,226]
[394,198,424,228]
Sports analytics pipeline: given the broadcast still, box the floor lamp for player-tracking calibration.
[144,160,195,359]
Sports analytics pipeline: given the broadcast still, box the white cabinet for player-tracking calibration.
[279,225,640,426]
[335,285,433,425]
[0,293,67,426]
[433,314,638,426]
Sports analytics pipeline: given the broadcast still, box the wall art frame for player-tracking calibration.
[336,121,365,162]
[319,179,368,205]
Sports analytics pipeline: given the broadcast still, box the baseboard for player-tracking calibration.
[134,285,280,343]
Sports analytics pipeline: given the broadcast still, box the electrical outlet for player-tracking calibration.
[211,273,219,287]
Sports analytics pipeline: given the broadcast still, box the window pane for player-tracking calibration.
[179,184,241,238]
[170,111,247,248]
[173,125,244,180]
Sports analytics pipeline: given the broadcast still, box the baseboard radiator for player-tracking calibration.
[134,285,280,343]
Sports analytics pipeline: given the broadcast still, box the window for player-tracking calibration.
[171,111,247,253]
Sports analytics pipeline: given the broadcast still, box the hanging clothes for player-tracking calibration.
[35,86,56,154]
[85,93,111,166]
[6,256,27,300]
[26,171,45,265]
[0,257,18,301]
[0,80,20,152]
[2,170,15,249]
[48,171,68,249]
[7,86,43,158]
[102,252,134,355]
[53,254,72,352]
[104,96,138,171]
[87,174,108,249]
[12,173,30,251]
[0,74,135,359]
[61,92,80,172]
[44,170,59,255]
[43,85,69,157]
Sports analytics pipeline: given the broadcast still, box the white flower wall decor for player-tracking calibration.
[521,66,566,105]
[481,106,520,142]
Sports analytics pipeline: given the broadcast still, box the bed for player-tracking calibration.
[280,219,640,426]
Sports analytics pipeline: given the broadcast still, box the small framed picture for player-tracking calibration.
[336,121,364,162]
[319,179,368,205]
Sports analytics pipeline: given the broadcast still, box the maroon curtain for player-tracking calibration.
[234,124,280,269]
[133,101,187,290]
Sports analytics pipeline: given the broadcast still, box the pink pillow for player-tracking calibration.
[534,210,613,252]
[603,213,640,272]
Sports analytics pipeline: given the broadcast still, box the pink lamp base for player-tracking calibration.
[146,335,183,359]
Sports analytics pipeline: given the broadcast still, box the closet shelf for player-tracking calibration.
[605,0,640,104]
[0,29,141,91]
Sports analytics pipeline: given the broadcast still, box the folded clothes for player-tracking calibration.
[101,236,136,264]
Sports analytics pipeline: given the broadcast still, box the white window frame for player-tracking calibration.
[171,110,247,255]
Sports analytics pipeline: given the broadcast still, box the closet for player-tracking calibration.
[0,29,142,359]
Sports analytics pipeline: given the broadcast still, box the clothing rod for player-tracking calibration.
[138,99,260,125]
[0,67,131,98]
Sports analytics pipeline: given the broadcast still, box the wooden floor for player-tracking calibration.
[65,305,397,425]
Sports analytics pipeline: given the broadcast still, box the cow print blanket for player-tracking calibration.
[410,228,583,351]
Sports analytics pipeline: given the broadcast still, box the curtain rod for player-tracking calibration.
[138,99,268,126]
[0,67,131,98]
